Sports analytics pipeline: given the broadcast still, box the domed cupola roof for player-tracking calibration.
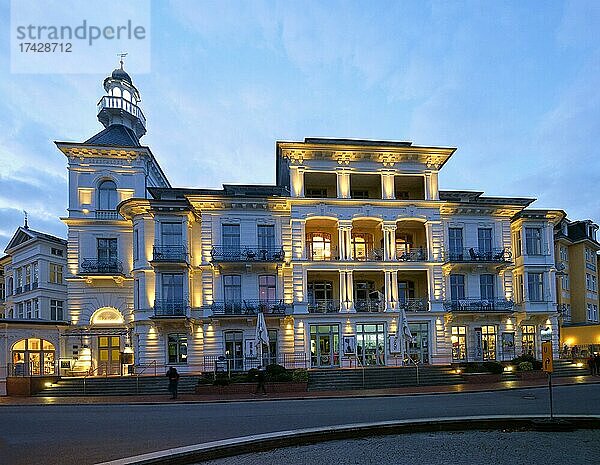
[111,67,132,84]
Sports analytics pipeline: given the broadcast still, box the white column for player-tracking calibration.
[336,170,350,199]
[424,174,432,200]
[381,172,395,199]
[290,166,305,197]
[339,271,347,310]
[382,223,397,261]
[346,271,355,312]
[338,221,352,260]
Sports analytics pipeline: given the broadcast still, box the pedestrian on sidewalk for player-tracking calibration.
[255,365,267,395]
[587,355,595,375]
[166,366,180,399]
[594,353,600,376]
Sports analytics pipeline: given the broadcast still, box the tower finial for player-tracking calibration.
[118,52,128,70]
[23,210,28,229]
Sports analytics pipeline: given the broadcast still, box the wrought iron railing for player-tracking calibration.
[354,299,384,312]
[306,246,338,261]
[396,248,428,261]
[152,245,188,263]
[211,246,284,262]
[95,210,122,220]
[354,247,384,261]
[308,299,340,313]
[154,298,189,317]
[202,352,308,371]
[444,247,511,263]
[443,298,514,312]
[210,300,287,316]
[397,297,429,312]
[81,258,123,274]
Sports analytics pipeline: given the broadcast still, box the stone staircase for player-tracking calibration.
[552,359,590,377]
[307,365,463,391]
[34,375,201,397]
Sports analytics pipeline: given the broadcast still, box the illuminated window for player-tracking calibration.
[167,333,187,364]
[451,326,467,361]
[521,325,536,356]
[11,338,56,376]
[307,232,332,260]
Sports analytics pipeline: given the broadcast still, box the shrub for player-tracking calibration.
[518,361,534,372]
[246,368,258,382]
[266,364,293,382]
[462,361,504,374]
[512,354,542,370]
[482,361,504,374]
[213,373,230,386]
[291,369,308,382]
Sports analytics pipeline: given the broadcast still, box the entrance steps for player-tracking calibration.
[34,375,200,397]
[552,359,590,377]
[307,365,463,391]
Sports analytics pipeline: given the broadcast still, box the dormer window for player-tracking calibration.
[98,180,118,210]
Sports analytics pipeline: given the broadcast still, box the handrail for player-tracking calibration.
[83,363,107,394]
[405,355,419,385]
[135,360,159,394]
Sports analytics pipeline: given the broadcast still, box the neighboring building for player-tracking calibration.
[50,65,564,377]
[554,218,600,350]
[0,223,68,394]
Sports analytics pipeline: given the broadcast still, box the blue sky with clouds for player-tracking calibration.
[0,0,599,251]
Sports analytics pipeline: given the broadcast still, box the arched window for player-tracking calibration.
[122,89,131,102]
[111,87,122,98]
[98,180,118,210]
[12,338,56,376]
[351,233,373,261]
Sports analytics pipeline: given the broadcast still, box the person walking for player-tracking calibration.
[255,365,267,395]
[166,366,180,399]
[594,353,600,376]
[587,354,595,375]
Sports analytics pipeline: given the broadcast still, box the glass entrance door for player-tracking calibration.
[356,323,386,366]
[98,336,121,375]
[310,325,339,368]
[407,322,430,364]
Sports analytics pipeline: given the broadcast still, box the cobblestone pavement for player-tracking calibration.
[203,430,600,465]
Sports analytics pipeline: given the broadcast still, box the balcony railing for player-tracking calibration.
[14,287,22,295]
[396,248,428,261]
[154,298,189,317]
[308,299,340,313]
[443,298,515,312]
[444,247,511,263]
[152,245,188,263]
[97,95,147,128]
[211,246,284,262]
[397,297,429,312]
[211,300,287,316]
[81,259,124,275]
[558,304,572,324]
[354,248,384,262]
[95,210,122,220]
[354,299,384,312]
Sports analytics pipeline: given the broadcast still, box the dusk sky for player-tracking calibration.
[0,0,599,251]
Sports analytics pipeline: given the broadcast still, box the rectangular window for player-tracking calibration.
[480,274,494,300]
[51,247,63,256]
[25,265,31,286]
[257,225,275,249]
[514,230,522,258]
[448,228,463,256]
[587,304,593,321]
[161,274,184,301]
[222,224,240,248]
[97,238,118,262]
[17,302,24,319]
[527,273,544,301]
[167,334,187,364]
[563,275,570,290]
[451,326,467,361]
[50,300,64,320]
[593,275,598,292]
[33,299,39,318]
[306,188,327,198]
[259,275,276,301]
[224,331,243,370]
[161,222,183,246]
[49,263,63,284]
[223,275,242,303]
[33,262,38,283]
[478,228,492,254]
[586,273,592,291]
[16,268,22,288]
[522,325,536,356]
[26,300,32,319]
[450,275,465,301]
[525,227,543,255]
[594,305,599,322]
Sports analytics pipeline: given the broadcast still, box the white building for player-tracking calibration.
[42,65,565,378]
[0,223,68,394]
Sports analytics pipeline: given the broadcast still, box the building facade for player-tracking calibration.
[46,66,565,377]
[0,224,68,394]
[554,218,600,350]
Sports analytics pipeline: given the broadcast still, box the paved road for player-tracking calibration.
[1,384,599,465]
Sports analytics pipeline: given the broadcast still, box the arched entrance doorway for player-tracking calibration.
[12,338,56,376]
[90,307,126,375]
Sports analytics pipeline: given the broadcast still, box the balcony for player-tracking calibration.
[14,286,22,295]
[211,246,284,262]
[444,248,511,263]
[308,299,340,313]
[211,300,287,316]
[354,248,384,262]
[396,249,428,261]
[443,298,515,312]
[397,297,429,312]
[153,299,188,317]
[81,259,124,275]
[152,245,189,264]
[95,210,122,220]
[354,299,384,313]
[97,95,147,128]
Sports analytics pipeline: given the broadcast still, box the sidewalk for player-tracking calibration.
[1,375,599,406]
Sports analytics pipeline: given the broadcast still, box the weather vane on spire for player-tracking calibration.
[117,52,128,69]
[23,210,28,229]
